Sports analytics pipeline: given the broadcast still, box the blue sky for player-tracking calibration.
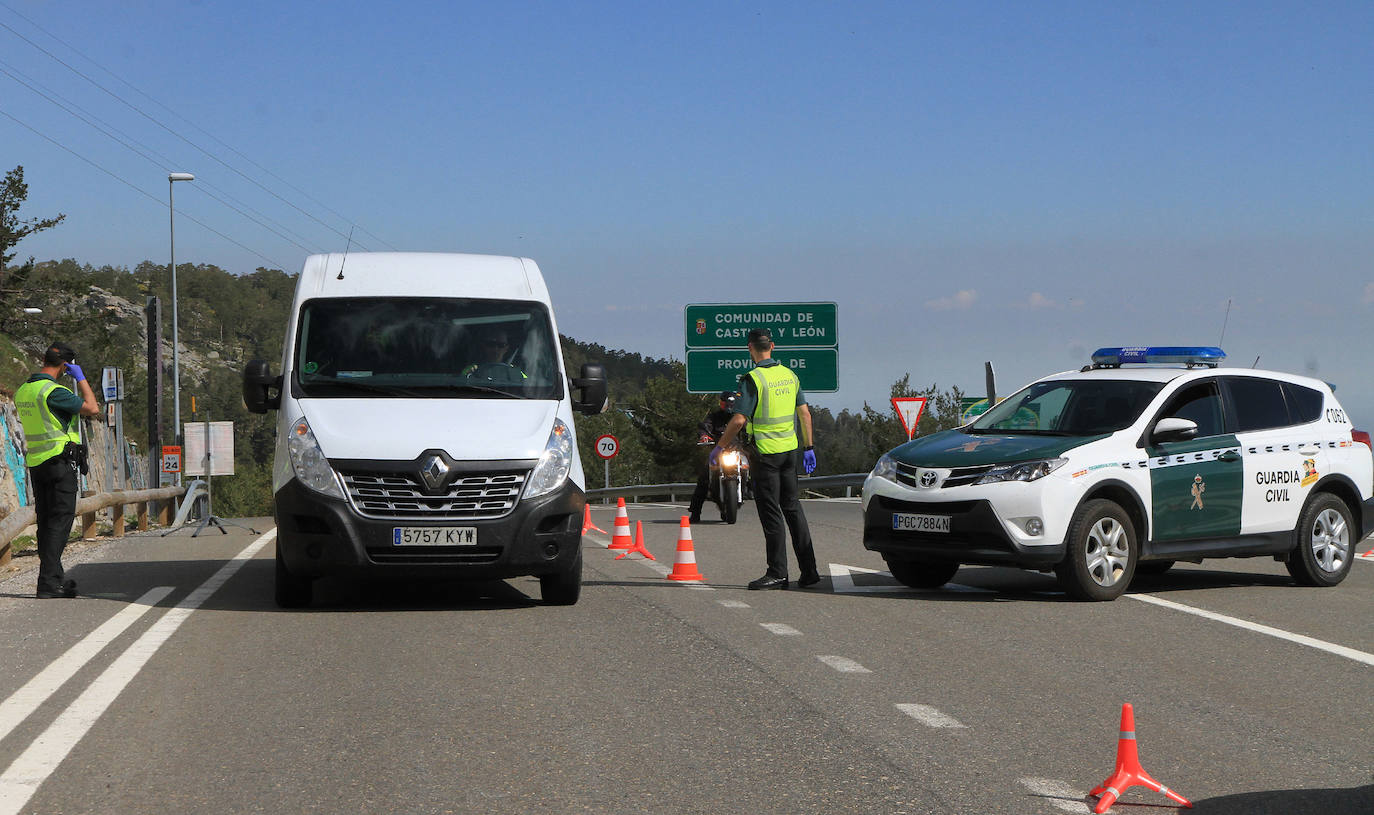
[3,1,1372,422]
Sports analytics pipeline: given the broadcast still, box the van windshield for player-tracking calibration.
[967,378,1165,435]
[293,297,563,400]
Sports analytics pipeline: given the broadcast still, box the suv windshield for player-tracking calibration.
[293,297,562,400]
[968,378,1165,435]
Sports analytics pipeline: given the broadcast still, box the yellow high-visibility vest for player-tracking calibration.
[16,379,81,467]
[746,364,800,454]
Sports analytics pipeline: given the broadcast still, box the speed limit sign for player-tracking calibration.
[595,434,619,460]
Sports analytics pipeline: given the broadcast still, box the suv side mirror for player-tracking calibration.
[243,359,282,414]
[1152,417,1198,443]
[571,363,608,415]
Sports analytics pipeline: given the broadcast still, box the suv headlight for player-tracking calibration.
[525,418,573,499]
[287,417,344,498]
[870,452,898,483]
[974,457,1067,485]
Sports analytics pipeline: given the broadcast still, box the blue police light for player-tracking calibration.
[1090,346,1226,368]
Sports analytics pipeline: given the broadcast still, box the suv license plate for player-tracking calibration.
[892,513,951,533]
[393,527,478,546]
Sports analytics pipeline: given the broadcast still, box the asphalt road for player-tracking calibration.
[0,500,1370,814]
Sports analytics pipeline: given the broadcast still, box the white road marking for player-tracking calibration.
[895,703,967,729]
[1018,778,1093,813]
[0,530,275,815]
[760,623,802,636]
[0,587,173,744]
[827,563,987,594]
[817,655,871,673]
[1130,593,1374,667]
[718,599,750,608]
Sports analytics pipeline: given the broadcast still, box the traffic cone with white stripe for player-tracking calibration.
[582,504,607,535]
[608,498,633,551]
[615,520,656,560]
[666,516,705,581]
[1089,703,1191,813]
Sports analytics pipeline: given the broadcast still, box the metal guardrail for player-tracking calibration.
[585,472,868,503]
[0,485,187,563]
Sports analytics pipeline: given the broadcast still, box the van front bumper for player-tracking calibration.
[273,478,584,581]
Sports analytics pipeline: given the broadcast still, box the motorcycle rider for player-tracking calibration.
[687,391,740,523]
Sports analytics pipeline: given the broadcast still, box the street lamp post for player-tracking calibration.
[168,172,194,484]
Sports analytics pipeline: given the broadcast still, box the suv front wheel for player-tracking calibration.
[1286,493,1354,587]
[1056,499,1137,601]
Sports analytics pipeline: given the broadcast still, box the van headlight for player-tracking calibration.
[525,418,573,499]
[287,417,344,498]
[870,452,898,483]
[975,457,1067,484]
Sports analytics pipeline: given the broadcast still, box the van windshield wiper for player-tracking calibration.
[305,379,425,397]
[411,383,527,399]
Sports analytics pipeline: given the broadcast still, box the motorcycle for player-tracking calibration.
[700,433,750,524]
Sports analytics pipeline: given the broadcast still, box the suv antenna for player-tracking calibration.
[1218,298,1231,346]
[1252,355,1260,368]
[337,226,355,280]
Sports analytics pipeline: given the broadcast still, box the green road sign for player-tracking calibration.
[685,302,838,349]
[686,349,838,393]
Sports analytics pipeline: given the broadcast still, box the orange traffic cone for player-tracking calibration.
[1090,703,1191,813]
[581,504,607,535]
[608,498,633,551]
[615,520,656,560]
[665,516,705,581]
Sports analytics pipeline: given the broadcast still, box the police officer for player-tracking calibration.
[713,328,819,590]
[687,390,739,523]
[15,342,100,598]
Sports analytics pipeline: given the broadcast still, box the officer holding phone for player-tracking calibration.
[15,342,100,599]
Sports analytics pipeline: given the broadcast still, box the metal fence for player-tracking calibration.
[585,472,868,503]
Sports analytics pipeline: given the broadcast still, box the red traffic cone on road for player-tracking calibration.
[582,504,607,535]
[608,498,633,551]
[1089,703,1192,813]
[665,516,705,581]
[615,520,656,560]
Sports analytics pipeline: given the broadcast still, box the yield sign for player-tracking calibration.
[891,397,927,439]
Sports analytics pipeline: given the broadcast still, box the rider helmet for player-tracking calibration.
[719,390,739,411]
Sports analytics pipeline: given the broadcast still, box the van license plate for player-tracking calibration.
[393,527,478,546]
[892,513,951,533]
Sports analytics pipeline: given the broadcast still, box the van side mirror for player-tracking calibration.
[571,363,608,415]
[243,359,282,414]
[1151,417,1198,443]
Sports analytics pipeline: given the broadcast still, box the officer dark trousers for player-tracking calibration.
[751,449,816,579]
[688,461,710,520]
[30,453,78,592]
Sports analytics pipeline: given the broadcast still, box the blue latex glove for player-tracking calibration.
[64,361,86,382]
[803,449,817,474]
[709,445,723,467]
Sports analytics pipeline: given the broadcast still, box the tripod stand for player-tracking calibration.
[162,415,257,537]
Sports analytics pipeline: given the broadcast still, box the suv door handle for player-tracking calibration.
[1217,450,1240,462]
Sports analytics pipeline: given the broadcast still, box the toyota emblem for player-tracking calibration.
[919,470,938,488]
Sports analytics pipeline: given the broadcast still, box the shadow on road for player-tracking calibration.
[1187,783,1373,814]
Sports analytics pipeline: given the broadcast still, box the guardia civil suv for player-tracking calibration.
[862,347,1374,600]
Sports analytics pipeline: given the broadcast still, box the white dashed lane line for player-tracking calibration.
[895,703,968,729]
[760,623,802,636]
[717,599,750,608]
[817,655,872,673]
[1018,778,1094,813]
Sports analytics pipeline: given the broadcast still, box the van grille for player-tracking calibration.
[341,470,527,520]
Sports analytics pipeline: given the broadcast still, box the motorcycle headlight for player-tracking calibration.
[974,457,1067,485]
[870,452,898,483]
[287,417,344,498]
[719,450,740,468]
[525,418,573,499]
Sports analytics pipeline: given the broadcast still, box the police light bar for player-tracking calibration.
[1091,346,1226,368]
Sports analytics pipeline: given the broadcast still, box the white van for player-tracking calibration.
[243,252,607,607]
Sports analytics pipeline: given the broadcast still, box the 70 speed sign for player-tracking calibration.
[595,434,620,460]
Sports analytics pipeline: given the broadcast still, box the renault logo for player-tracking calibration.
[919,470,939,488]
[419,455,451,492]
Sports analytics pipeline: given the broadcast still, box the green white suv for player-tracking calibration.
[862,346,1374,600]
